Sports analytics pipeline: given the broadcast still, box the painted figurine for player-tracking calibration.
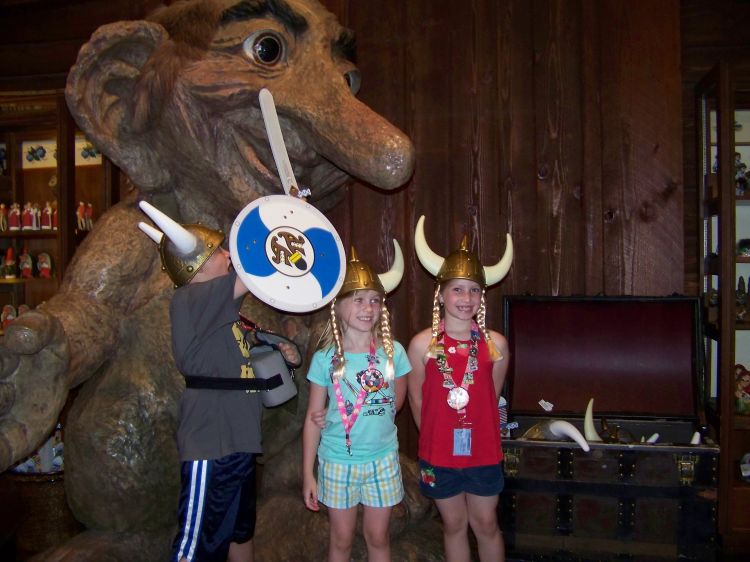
[21,202,33,231]
[37,252,51,279]
[0,203,7,231]
[3,247,16,278]
[736,364,750,415]
[41,201,53,230]
[18,248,33,279]
[84,202,94,230]
[52,201,58,231]
[1,304,16,330]
[8,202,20,231]
[76,201,86,231]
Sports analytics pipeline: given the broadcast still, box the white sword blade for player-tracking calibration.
[259,88,299,196]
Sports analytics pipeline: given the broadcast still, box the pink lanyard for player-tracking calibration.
[332,339,376,456]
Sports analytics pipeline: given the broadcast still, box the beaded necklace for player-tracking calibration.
[435,320,480,415]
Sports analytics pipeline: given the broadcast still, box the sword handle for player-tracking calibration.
[259,88,300,197]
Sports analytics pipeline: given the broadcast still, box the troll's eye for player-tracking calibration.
[242,31,285,65]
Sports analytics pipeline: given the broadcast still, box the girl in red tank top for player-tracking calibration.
[408,215,513,562]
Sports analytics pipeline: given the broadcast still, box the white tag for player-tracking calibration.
[538,399,554,412]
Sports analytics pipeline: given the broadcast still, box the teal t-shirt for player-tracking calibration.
[307,341,411,464]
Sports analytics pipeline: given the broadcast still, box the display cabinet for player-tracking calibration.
[0,92,109,332]
[696,61,750,553]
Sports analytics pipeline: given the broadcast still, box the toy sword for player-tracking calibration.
[259,88,305,198]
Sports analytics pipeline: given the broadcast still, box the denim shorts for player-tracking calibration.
[418,458,504,499]
[318,450,404,509]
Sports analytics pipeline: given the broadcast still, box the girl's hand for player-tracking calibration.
[310,408,327,429]
[302,475,319,511]
[277,341,301,365]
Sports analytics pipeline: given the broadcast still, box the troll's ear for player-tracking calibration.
[65,21,171,190]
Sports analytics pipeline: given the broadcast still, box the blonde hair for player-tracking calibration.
[317,291,395,380]
[424,284,502,362]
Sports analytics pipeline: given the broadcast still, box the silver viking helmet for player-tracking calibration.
[414,215,513,287]
[138,201,224,287]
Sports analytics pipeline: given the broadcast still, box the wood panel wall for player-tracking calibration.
[322,0,683,340]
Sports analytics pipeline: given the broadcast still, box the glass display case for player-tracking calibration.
[696,60,750,553]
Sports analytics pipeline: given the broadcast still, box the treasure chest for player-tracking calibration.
[499,295,719,561]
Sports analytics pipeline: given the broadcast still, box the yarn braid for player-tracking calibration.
[379,304,395,381]
[477,289,502,361]
[425,285,442,360]
[329,299,346,379]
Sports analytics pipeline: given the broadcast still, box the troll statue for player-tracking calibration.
[0,1,423,559]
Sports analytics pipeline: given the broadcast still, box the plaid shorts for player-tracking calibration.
[318,450,404,509]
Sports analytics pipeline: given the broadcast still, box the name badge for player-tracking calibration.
[453,427,472,456]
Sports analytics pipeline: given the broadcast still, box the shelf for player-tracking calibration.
[738,256,750,263]
[735,415,750,430]
[0,278,55,286]
[738,320,750,330]
[738,194,750,206]
[0,230,57,239]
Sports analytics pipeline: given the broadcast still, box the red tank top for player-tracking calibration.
[418,334,503,468]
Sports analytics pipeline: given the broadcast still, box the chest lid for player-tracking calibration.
[502,296,703,420]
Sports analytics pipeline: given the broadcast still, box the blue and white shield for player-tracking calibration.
[229,195,345,312]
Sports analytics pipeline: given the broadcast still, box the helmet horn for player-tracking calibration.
[378,239,404,294]
[138,222,163,245]
[483,233,513,286]
[414,215,444,276]
[138,200,196,255]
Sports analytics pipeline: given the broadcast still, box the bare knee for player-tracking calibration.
[468,512,499,538]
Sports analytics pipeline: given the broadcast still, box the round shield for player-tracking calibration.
[230,195,345,313]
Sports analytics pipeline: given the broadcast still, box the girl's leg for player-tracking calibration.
[434,494,471,562]
[466,493,504,562]
[361,505,393,562]
[327,506,358,562]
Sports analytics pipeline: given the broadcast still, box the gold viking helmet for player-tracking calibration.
[414,215,513,287]
[414,215,513,362]
[138,201,225,287]
[338,240,405,297]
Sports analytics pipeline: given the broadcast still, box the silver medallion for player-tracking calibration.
[447,387,470,410]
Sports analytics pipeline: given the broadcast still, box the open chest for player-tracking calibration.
[499,296,719,561]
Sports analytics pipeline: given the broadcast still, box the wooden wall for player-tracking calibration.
[322,0,683,338]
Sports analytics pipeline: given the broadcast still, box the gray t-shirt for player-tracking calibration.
[170,271,262,461]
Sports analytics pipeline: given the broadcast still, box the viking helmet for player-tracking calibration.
[414,215,513,287]
[138,201,225,287]
[338,240,404,297]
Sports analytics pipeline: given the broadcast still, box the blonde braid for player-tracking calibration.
[330,299,346,379]
[425,285,442,360]
[380,303,395,381]
[478,289,502,361]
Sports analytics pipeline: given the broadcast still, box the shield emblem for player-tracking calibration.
[230,195,345,312]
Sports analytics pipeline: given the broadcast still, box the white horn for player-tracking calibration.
[139,200,196,254]
[584,398,603,442]
[138,222,164,245]
[646,433,660,444]
[483,233,513,286]
[414,215,444,276]
[690,431,701,445]
[378,239,404,294]
[549,420,590,452]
